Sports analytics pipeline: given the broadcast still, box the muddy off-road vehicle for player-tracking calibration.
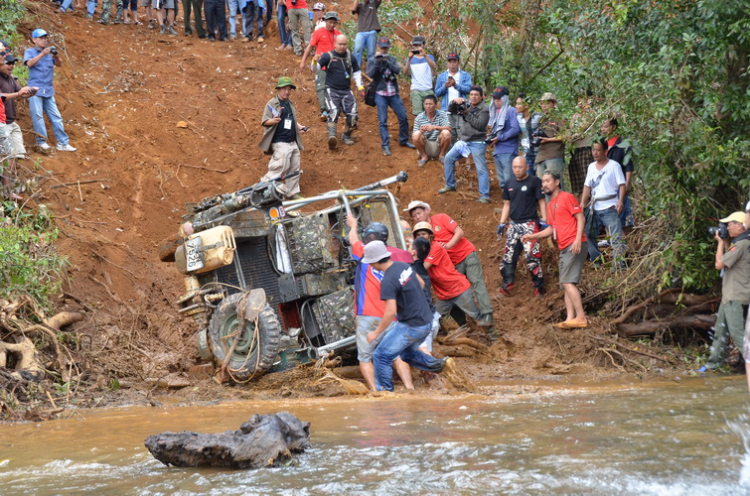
[158,172,408,382]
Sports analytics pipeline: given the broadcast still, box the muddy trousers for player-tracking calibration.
[454,251,493,317]
[262,141,301,197]
[325,87,357,136]
[204,0,227,39]
[373,321,443,391]
[100,0,122,22]
[501,221,543,290]
[183,0,206,36]
[706,301,748,369]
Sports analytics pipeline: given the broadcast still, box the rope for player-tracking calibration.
[219,290,263,384]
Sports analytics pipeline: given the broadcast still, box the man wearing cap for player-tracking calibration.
[411,222,488,335]
[286,0,312,56]
[406,200,494,326]
[318,35,363,149]
[346,214,414,391]
[23,29,76,152]
[701,211,750,372]
[366,36,414,156]
[412,95,451,165]
[535,92,566,190]
[258,77,308,199]
[488,85,520,191]
[601,117,636,229]
[351,0,382,66]
[522,171,588,329]
[434,52,472,145]
[299,11,341,121]
[439,85,491,203]
[0,54,36,200]
[404,36,436,116]
[361,240,452,392]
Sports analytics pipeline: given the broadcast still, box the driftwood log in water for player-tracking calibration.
[144,412,311,469]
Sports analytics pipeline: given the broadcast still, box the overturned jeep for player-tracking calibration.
[159,172,408,382]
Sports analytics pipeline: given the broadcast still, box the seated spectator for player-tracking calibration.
[412,95,450,166]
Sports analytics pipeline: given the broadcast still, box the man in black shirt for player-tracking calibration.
[258,77,309,199]
[318,34,364,150]
[362,240,449,391]
[497,156,547,297]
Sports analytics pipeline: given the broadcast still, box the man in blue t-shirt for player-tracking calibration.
[403,35,435,116]
[362,240,450,391]
[23,29,76,152]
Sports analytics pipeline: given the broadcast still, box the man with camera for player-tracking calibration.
[23,29,76,152]
[534,92,565,191]
[412,95,451,165]
[700,211,750,371]
[434,52,472,145]
[403,36,436,116]
[439,85,491,203]
[365,37,414,156]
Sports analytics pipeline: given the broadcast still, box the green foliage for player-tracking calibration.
[0,0,26,46]
[0,203,66,311]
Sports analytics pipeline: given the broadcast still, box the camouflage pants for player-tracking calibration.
[100,0,123,22]
[500,221,543,290]
[706,301,747,369]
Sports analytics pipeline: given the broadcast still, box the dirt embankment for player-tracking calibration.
[5,2,694,410]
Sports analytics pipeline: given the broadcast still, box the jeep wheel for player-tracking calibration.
[208,293,281,381]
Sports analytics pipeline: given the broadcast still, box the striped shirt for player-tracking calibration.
[412,109,449,141]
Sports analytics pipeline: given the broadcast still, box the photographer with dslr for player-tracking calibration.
[700,211,750,372]
[23,29,76,152]
[434,52,472,145]
[438,85,491,203]
[404,36,436,116]
[366,37,414,156]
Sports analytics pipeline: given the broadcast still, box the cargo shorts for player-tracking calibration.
[356,315,396,363]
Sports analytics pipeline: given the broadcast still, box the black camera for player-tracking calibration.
[411,49,420,55]
[708,222,729,239]
[485,134,495,145]
[376,53,385,58]
[530,128,547,148]
[49,46,58,56]
[448,100,470,115]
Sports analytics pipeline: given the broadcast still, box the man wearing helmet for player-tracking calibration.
[346,214,414,390]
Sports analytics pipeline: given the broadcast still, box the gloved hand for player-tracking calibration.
[539,220,549,230]
[496,223,506,237]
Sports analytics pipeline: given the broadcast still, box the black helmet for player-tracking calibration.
[363,222,389,243]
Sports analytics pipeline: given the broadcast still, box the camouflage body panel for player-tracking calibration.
[296,270,349,297]
[312,288,355,343]
[286,214,337,274]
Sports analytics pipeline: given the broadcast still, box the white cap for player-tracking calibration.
[360,241,391,264]
[403,200,430,213]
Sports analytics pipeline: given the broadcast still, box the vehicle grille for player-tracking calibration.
[215,237,282,309]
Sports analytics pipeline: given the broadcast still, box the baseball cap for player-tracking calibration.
[0,40,10,50]
[412,221,434,235]
[492,86,509,99]
[540,92,557,102]
[377,37,390,48]
[4,54,17,64]
[323,11,339,20]
[719,212,746,224]
[446,52,459,60]
[31,29,49,39]
[275,76,296,89]
[411,35,425,46]
[312,2,326,10]
[360,240,391,264]
[403,200,430,213]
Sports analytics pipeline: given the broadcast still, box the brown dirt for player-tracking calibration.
[6,3,695,412]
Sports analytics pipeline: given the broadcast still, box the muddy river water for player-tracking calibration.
[1,376,749,495]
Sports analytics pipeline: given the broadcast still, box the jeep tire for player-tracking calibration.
[208,293,281,381]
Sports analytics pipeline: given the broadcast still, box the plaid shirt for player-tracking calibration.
[412,109,449,141]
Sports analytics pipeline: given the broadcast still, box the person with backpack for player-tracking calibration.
[317,34,363,150]
[365,37,414,156]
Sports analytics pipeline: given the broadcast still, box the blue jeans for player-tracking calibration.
[373,321,444,391]
[29,95,69,146]
[375,93,409,147]
[444,141,490,198]
[353,30,377,66]
[227,0,241,37]
[277,4,290,45]
[493,152,517,190]
[242,2,263,39]
[61,0,73,9]
[620,194,634,228]
[586,206,626,264]
[87,0,97,15]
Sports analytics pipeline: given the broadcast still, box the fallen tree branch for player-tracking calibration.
[611,288,683,326]
[616,314,715,338]
[50,179,110,190]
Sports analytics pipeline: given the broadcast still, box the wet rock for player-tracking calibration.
[144,411,311,469]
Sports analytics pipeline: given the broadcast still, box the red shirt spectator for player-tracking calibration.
[424,242,471,300]
[430,213,476,265]
[309,26,341,55]
[352,240,412,316]
[546,191,587,250]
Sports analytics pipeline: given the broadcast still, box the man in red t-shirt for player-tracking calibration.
[523,171,588,329]
[346,213,413,390]
[299,11,341,121]
[405,200,493,326]
[412,222,483,330]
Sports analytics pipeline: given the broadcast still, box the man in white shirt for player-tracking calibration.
[403,35,436,116]
[580,138,627,269]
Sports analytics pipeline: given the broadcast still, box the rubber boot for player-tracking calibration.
[341,132,354,146]
[327,123,338,150]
